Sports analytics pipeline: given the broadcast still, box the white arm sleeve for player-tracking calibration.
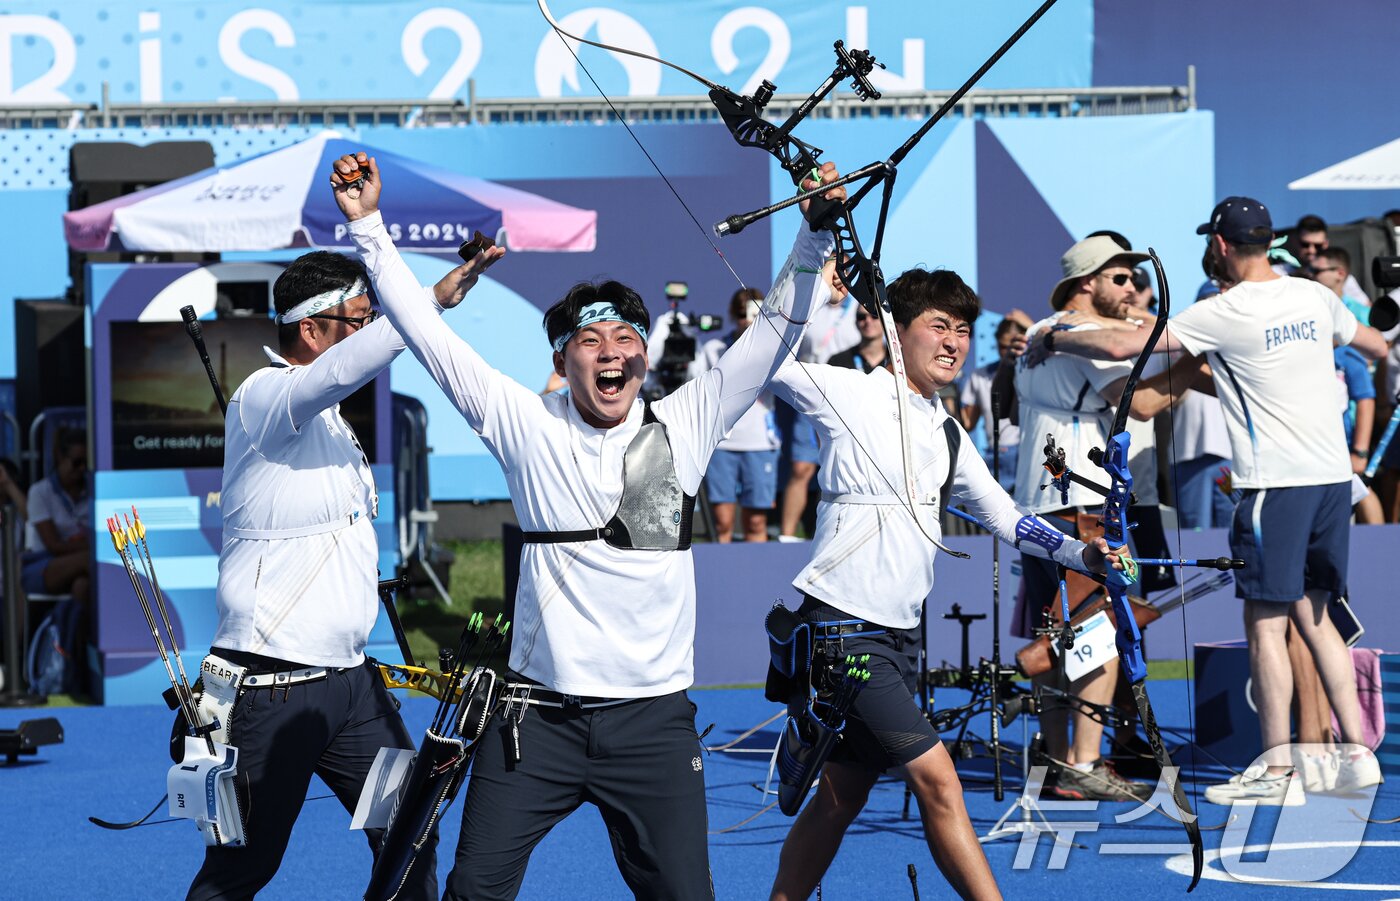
[347,211,540,443]
[952,419,1087,570]
[283,307,408,430]
[655,224,833,485]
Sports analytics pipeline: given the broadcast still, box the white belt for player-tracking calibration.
[242,666,331,688]
[227,510,367,540]
[820,492,937,506]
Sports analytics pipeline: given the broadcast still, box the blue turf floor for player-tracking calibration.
[3,682,1398,899]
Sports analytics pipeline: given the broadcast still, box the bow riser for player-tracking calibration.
[707,87,884,318]
[1101,431,1149,685]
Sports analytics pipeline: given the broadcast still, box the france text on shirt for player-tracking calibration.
[1263,318,1317,351]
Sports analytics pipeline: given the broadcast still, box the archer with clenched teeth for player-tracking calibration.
[334,149,848,896]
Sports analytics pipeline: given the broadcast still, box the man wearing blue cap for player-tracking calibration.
[1028,196,1389,804]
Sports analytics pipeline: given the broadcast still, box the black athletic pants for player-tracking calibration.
[186,656,436,901]
[444,688,713,900]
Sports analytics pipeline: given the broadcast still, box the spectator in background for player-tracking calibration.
[1011,235,1193,801]
[959,317,1024,489]
[1333,341,1383,523]
[1313,245,1386,519]
[1313,247,1371,325]
[778,256,859,541]
[828,303,887,374]
[1035,196,1389,804]
[1130,266,1157,315]
[1285,215,1368,304]
[22,428,90,606]
[1171,243,1236,529]
[701,288,781,542]
[21,430,91,695]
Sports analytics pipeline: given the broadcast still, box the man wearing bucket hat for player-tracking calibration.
[1026,197,1390,804]
[1010,234,1190,800]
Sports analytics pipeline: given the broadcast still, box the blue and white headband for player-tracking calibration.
[276,278,368,325]
[551,301,649,352]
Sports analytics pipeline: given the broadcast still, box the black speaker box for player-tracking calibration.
[67,141,217,301]
[14,300,85,437]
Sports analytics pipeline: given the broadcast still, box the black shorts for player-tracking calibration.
[798,597,940,771]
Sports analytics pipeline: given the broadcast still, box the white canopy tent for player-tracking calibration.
[1289,137,1400,190]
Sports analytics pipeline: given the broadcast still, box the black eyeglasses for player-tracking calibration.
[311,310,379,329]
[1099,272,1132,286]
[1300,239,1327,251]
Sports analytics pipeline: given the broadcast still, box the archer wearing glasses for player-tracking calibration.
[188,248,485,901]
[311,308,380,330]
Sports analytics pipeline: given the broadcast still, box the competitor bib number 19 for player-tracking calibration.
[1053,610,1116,682]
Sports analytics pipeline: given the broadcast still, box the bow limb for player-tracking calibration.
[1099,250,1203,890]
[537,0,723,92]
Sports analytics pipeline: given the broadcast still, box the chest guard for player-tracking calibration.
[522,404,695,551]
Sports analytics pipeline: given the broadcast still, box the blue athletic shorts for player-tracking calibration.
[788,412,821,465]
[705,448,779,508]
[1230,482,1350,602]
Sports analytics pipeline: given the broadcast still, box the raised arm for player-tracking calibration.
[658,164,842,442]
[281,315,407,429]
[698,221,834,431]
[332,153,510,433]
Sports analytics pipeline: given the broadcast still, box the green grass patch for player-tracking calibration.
[32,694,92,707]
[398,539,507,670]
[1146,658,1193,681]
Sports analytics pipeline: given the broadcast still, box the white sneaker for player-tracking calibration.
[1203,765,1305,806]
[1295,750,1339,793]
[1333,748,1383,794]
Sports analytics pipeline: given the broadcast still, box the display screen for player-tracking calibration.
[108,319,376,470]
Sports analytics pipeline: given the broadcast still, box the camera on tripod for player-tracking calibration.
[649,281,723,398]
